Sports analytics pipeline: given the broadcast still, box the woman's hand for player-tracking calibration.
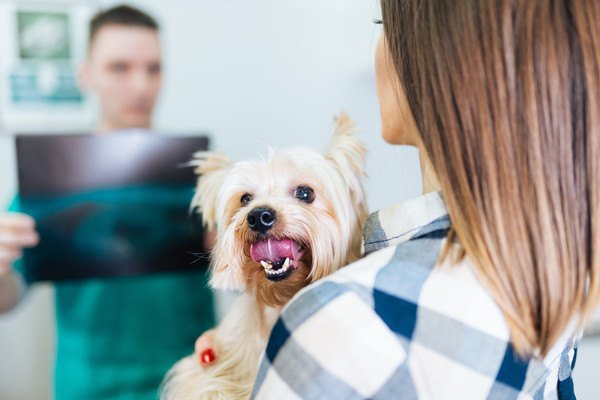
[194,329,216,366]
[0,213,38,277]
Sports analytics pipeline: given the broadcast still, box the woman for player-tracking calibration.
[250,0,599,398]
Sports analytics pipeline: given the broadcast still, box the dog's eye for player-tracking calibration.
[293,186,315,204]
[240,193,253,206]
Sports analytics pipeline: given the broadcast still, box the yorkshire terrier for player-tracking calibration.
[161,114,367,399]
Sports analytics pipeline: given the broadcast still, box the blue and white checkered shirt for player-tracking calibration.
[252,192,579,399]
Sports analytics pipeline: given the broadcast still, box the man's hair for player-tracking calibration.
[89,4,159,45]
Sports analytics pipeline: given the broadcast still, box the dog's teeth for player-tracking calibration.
[267,269,284,276]
[260,260,272,270]
[282,258,290,270]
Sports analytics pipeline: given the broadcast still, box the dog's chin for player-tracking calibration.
[242,241,314,308]
[261,252,311,282]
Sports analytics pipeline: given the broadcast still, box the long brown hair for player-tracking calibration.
[381,0,600,356]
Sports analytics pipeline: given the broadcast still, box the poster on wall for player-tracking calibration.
[11,9,82,106]
[10,9,82,106]
[10,61,83,105]
[17,11,71,60]
[0,1,96,132]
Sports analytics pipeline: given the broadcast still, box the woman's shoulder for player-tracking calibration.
[258,239,516,399]
[264,240,575,399]
[284,234,510,345]
[258,195,578,398]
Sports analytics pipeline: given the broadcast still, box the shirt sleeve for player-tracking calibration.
[251,280,409,400]
[7,194,21,212]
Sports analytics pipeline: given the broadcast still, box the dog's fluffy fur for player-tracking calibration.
[161,114,367,399]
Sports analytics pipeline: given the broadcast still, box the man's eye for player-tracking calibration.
[292,186,315,204]
[241,193,253,206]
[110,63,128,73]
[148,63,161,75]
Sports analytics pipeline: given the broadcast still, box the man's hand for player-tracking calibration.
[0,213,39,276]
[194,329,216,365]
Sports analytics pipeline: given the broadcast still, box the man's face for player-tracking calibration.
[82,24,162,131]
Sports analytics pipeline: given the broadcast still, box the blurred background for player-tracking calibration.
[0,0,597,399]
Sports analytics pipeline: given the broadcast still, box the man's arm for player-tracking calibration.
[0,269,24,313]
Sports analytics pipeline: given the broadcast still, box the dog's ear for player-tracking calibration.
[325,113,367,204]
[190,151,233,230]
[325,113,368,263]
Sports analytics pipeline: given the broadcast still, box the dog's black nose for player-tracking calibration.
[247,207,276,233]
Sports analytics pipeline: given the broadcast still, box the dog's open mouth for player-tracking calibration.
[250,238,308,281]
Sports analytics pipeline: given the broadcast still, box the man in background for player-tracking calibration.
[0,5,214,399]
[80,4,161,132]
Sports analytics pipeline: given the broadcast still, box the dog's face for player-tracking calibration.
[193,115,367,307]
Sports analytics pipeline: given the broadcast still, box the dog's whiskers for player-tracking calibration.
[188,251,211,264]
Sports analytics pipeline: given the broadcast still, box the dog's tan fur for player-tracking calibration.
[161,114,367,399]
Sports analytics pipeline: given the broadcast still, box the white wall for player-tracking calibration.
[144,0,421,210]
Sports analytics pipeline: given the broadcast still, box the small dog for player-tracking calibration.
[161,114,367,399]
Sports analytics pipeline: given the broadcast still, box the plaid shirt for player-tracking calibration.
[252,192,579,399]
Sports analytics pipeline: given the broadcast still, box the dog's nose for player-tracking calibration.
[247,207,276,233]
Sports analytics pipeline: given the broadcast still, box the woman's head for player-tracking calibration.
[378,0,600,357]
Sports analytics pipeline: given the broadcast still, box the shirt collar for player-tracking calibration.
[362,191,449,254]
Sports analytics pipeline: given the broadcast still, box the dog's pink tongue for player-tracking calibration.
[250,238,299,262]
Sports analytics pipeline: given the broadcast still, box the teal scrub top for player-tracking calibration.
[9,195,215,400]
